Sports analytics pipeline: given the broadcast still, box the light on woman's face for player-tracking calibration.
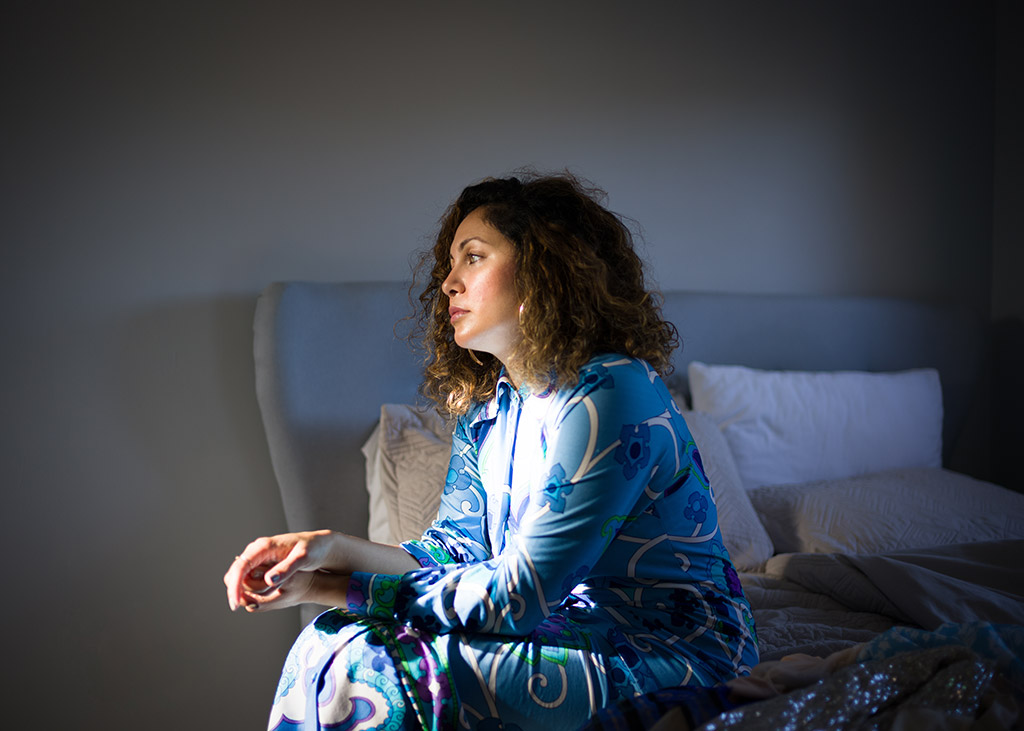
[442,208,521,364]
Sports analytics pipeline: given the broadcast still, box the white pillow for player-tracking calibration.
[681,410,774,570]
[688,362,943,490]
[749,467,1024,554]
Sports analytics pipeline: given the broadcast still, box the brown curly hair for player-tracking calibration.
[412,171,679,415]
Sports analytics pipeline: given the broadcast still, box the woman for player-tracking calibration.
[225,173,759,731]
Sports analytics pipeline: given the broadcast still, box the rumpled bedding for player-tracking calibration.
[762,539,1024,628]
[703,622,1024,730]
[581,540,1024,730]
[746,539,1024,661]
[704,639,1014,730]
[586,628,1024,731]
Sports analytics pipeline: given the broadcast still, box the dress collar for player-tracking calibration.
[466,369,537,430]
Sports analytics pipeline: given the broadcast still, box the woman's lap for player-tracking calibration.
[268,608,721,731]
[269,609,451,730]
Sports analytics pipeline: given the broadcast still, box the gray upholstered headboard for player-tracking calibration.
[253,281,988,539]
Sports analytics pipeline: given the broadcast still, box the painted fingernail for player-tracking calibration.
[268,573,282,585]
[245,603,258,612]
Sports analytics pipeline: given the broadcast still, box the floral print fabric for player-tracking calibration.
[268,355,758,730]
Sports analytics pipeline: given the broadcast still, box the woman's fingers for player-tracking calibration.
[241,562,278,594]
[224,555,248,610]
[261,540,313,589]
[239,585,283,611]
[225,537,291,610]
[225,531,338,611]
[239,571,320,612]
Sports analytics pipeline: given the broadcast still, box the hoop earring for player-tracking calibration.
[518,302,525,327]
[467,349,484,366]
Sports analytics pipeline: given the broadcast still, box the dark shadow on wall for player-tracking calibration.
[110,295,298,728]
[992,317,1024,493]
[113,296,285,528]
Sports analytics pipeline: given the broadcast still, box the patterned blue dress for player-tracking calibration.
[268,355,759,730]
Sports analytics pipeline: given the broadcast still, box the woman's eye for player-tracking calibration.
[467,253,482,264]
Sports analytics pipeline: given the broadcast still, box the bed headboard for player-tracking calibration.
[253,281,988,537]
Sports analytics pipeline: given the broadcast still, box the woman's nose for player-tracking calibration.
[443,269,461,296]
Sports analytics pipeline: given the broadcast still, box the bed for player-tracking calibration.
[253,280,1024,729]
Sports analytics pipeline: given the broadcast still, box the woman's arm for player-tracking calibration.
[342,360,677,636]
[401,416,492,567]
[224,530,419,612]
[226,415,492,614]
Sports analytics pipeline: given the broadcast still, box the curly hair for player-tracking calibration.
[412,171,679,415]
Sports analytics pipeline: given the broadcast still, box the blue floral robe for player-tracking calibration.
[268,355,758,730]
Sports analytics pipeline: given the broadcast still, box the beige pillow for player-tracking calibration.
[360,422,392,543]
[375,404,451,543]
[681,410,775,570]
[365,401,775,570]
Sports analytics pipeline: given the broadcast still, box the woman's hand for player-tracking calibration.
[224,529,420,613]
[224,530,348,612]
[229,564,349,613]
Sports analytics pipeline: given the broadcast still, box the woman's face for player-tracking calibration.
[442,207,521,364]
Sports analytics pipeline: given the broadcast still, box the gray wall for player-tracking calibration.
[1,2,1003,728]
[992,0,1023,490]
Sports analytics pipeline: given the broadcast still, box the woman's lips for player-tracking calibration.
[449,307,468,322]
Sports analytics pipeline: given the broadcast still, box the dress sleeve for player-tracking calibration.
[400,416,492,568]
[344,363,682,637]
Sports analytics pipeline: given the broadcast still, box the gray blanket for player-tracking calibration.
[763,539,1024,629]
[741,539,1024,661]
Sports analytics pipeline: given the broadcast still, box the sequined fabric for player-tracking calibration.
[697,646,992,730]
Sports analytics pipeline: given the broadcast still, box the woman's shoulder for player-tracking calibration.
[543,355,681,432]
[548,354,667,407]
[575,353,658,388]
